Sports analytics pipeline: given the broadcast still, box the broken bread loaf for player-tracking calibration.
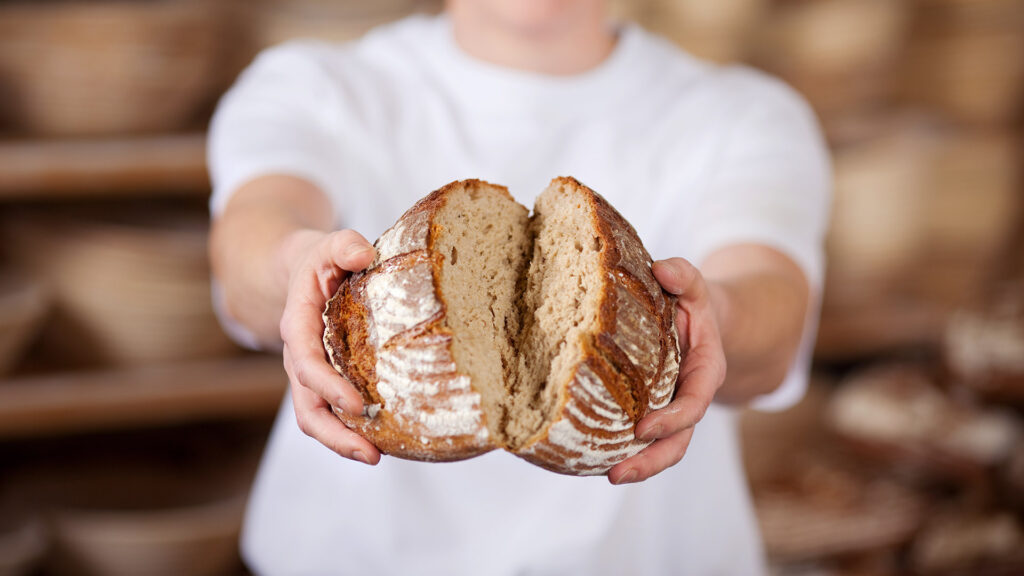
[322,177,680,475]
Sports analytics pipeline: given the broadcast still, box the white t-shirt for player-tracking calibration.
[209,14,830,576]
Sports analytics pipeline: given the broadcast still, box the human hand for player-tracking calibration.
[608,257,727,485]
[278,229,382,465]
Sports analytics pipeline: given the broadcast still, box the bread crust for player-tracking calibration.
[323,181,502,461]
[514,177,680,475]
[323,177,680,473]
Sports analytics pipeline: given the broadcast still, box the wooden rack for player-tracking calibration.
[0,133,208,199]
[0,132,288,441]
[0,355,285,439]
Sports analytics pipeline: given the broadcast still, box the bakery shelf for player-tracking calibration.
[0,355,285,439]
[0,133,208,199]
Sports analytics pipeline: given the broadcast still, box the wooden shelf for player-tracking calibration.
[0,133,208,199]
[0,355,286,439]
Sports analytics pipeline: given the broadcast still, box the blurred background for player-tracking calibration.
[0,0,1021,574]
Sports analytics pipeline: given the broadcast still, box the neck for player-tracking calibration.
[447,1,616,75]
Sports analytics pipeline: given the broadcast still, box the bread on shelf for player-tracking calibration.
[827,364,1021,482]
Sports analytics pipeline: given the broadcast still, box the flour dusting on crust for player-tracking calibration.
[323,178,680,472]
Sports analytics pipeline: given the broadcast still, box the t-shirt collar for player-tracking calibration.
[429,14,646,117]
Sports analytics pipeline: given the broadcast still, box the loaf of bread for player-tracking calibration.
[323,177,680,475]
[945,283,1024,405]
[827,364,1021,479]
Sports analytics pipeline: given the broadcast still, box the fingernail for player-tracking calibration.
[352,450,371,465]
[653,263,682,294]
[638,424,661,441]
[346,243,374,257]
[614,469,638,485]
[336,397,356,415]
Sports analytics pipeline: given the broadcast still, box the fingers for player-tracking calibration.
[280,231,371,416]
[609,427,695,485]
[635,350,724,441]
[610,258,726,485]
[653,258,706,302]
[328,229,376,273]
[280,292,364,415]
[277,228,381,465]
[283,341,364,418]
[290,372,381,465]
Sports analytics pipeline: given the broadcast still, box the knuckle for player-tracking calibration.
[279,314,291,341]
[334,228,360,244]
[697,394,711,416]
[331,229,363,253]
[692,400,710,423]
[326,232,345,256]
[293,361,313,389]
[671,257,694,277]
[295,412,314,437]
[669,449,687,468]
[279,307,304,342]
[335,227,364,245]
[716,358,728,384]
[672,435,691,463]
[662,256,683,269]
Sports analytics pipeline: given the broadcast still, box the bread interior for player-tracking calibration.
[506,182,605,447]
[434,182,530,441]
[435,180,604,447]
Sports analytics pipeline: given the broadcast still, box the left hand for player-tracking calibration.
[608,257,727,485]
[278,228,382,465]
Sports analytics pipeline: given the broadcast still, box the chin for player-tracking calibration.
[457,0,602,34]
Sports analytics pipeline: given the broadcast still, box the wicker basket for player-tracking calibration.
[2,207,237,368]
[0,1,223,136]
[741,376,928,563]
[751,0,909,122]
[911,508,1024,576]
[827,364,1022,483]
[945,282,1024,406]
[0,271,48,377]
[819,119,1021,360]
[902,0,1024,126]
[903,29,1024,126]
[13,454,255,576]
[757,477,925,563]
[50,494,245,576]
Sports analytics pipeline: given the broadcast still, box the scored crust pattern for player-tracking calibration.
[323,178,681,474]
[516,179,680,474]
[323,188,494,461]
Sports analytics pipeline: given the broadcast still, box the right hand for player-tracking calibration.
[278,228,381,465]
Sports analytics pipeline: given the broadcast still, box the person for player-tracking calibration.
[208,0,830,573]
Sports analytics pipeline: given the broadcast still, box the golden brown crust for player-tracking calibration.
[515,177,680,475]
[323,183,498,462]
[323,177,680,474]
[323,278,378,402]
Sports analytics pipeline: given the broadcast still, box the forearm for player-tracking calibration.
[702,245,810,404]
[209,175,334,348]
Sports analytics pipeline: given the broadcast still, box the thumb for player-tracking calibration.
[329,229,376,273]
[652,258,706,302]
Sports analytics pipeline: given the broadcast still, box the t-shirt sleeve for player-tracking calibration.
[689,69,832,412]
[207,42,346,349]
[207,41,345,218]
